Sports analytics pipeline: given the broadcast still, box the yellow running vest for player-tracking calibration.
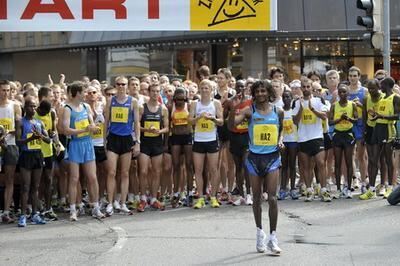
[34,112,53,158]
[333,101,354,131]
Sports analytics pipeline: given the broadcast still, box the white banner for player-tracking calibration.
[0,0,277,31]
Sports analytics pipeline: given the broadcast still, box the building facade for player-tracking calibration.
[1,0,400,84]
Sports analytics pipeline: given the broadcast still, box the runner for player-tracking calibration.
[226,80,253,206]
[104,76,140,215]
[189,79,223,209]
[62,82,104,221]
[169,87,194,207]
[0,80,22,224]
[215,68,235,203]
[329,84,358,198]
[85,86,108,210]
[362,78,400,200]
[362,79,384,199]
[279,90,299,200]
[347,66,368,191]
[137,84,169,212]
[293,78,331,202]
[16,96,49,227]
[127,77,147,209]
[35,90,59,220]
[228,80,283,255]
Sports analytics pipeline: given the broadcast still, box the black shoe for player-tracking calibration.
[231,187,241,196]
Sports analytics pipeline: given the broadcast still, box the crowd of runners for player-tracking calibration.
[1,65,400,255]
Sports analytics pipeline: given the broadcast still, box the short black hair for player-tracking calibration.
[38,86,51,101]
[67,82,84,98]
[0,80,10,86]
[251,80,276,102]
[38,99,52,115]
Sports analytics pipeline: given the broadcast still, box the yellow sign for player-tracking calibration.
[191,0,274,31]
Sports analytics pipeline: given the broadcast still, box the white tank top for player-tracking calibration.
[91,105,105,147]
[194,100,217,142]
[137,95,146,107]
[0,101,16,145]
[282,109,298,143]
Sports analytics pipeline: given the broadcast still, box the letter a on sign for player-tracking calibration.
[21,0,74,19]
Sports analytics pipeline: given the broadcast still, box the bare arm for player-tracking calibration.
[159,105,170,134]
[132,98,141,142]
[62,107,89,136]
[213,100,224,126]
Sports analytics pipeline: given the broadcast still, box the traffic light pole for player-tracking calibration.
[383,0,390,74]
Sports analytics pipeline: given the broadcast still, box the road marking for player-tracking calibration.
[107,226,128,253]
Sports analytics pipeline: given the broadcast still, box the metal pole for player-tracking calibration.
[383,0,391,74]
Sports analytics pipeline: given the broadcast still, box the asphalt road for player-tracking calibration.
[1,195,399,266]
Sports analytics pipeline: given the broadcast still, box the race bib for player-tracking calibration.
[144,121,160,137]
[91,123,103,139]
[174,111,188,126]
[111,106,129,123]
[27,133,41,150]
[75,119,89,138]
[236,120,248,130]
[0,118,13,131]
[253,124,278,146]
[283,119,294,135]
[196,117,214,133]
[301,108,317,125]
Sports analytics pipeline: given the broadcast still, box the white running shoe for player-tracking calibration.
[246,194,253,205]
[113,200,121,211]
[256,228,267,253]
[267,233,282,256]
[377,185,386,196]
[78,205,86,216]
[346,189,353,199]
[70,211,78,222]
[353,177,360,189]
[92,208,105,219]
[232,196,244,206]
[106,203,114,216]
[262,192,268,201]
[120,204,131,214]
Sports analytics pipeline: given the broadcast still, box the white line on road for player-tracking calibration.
[107,226,128,254]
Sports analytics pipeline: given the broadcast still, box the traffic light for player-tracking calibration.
[356,0,383,49]
[357,0,374,30]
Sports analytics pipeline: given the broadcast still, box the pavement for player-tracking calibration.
[0,194,399,266]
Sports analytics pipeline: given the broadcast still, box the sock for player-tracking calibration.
[3,210,9,215]
[140,195,147,202]
[257,227,263,232]
[371,186,376,192]
[321,187,327,193]
[307,187,313,193]
[60,197,66,204]
[174,192,179,197]
[92,202,99,209]
[128,193,134,202]
[150,197,157,204]
[115,193,121,201]
[189,191,193,196]
[269,231,277,240]
[134,195,140,201]
[70,204,76,212]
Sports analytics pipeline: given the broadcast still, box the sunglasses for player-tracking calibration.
[106,93,115,96]
[116,83,126,86]
[302,85,311,88]
[87,91,97,95]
